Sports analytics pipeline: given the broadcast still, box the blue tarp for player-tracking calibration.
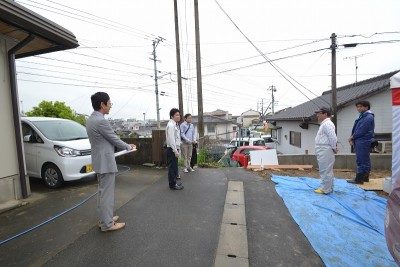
[271,175,396,267]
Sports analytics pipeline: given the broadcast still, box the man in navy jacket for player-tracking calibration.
[347,100,375,184]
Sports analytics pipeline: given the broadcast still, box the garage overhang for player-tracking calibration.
[0,0,79,58]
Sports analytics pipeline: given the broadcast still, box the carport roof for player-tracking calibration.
[0,0,79,58]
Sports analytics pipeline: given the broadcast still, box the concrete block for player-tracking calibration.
[216,224,248,258]
[222,203,246,225]
[214,255,249,267]
[225,190,244,205]
[227,181,243,192]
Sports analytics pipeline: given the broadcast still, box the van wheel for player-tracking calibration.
[42,163,64,188]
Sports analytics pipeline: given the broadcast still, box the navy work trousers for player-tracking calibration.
[354,140,371,174]
[167,147,178,187]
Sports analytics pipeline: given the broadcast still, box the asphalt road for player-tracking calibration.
[0,166,324,267]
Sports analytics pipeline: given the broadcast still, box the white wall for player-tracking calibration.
[275,90,392,155]
[0,38,21,202]
[275,121,319,154]
[204,123,234,140]
[337,91,392,153]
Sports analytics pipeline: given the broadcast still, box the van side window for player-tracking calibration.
[22,123,43,143]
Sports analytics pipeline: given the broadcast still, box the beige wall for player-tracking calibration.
[0,38,25,202]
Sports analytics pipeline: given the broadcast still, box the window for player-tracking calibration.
[289,131,301,147]
[208,124,215,133]
[252,140,265,146]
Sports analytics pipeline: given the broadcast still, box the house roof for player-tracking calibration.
[204,109,229,116]
[0,0,79,58]
[192,115,233,124]
[266,70,399,121]
[241,109,259,116]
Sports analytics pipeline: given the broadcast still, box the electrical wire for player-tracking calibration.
[214,0,322,109]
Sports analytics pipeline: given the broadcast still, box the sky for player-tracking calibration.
[16,0,400,121]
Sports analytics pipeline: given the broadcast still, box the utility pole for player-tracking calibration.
[267,85,277,115]
[194,0,204,146]
[151,37,163,129]
[174,0,184,117]
[331,33,337,132]
[258,98,266,122]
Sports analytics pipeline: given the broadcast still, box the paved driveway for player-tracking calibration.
[0,167,324,267]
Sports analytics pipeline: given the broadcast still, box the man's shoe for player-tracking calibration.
[346,178,364,184]
[170,184,184,190]
[98,216,119,228]
[189,167,195,172]
[314,188,330,194]
[101,222,125,232]
[176,175,181,180]
[346,173,364,184]
[364,172,370,182]
[183,168,189,173]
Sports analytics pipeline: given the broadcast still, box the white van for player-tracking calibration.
[21,117,95,188]
[227,137,265,148]
[261,134,276,149]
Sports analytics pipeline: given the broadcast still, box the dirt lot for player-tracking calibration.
[254,168,392,198]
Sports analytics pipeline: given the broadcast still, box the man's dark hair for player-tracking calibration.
[355,100,371,110]
[184,113,192,119]
[91,92,109,111]
[169,108,180,119]
[323,109,331,117]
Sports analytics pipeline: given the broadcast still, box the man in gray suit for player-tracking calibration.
[86,92,136,232]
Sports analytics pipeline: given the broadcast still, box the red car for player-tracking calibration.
[230,146,268,167]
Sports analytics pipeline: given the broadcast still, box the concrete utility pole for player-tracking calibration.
[268,85,277,115]
[174,0,184,118]
[258,98,266,122]
[194,0,204,146]
[151,37,163,129]
[330,33,337,132]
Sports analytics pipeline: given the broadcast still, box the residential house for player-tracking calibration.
[241,109,261,127]
[205,109,232,120]
[0,1,78,204]
[266,71,397,154]
[192,114,237,141]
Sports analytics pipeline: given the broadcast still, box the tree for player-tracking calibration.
[25,101,86,126]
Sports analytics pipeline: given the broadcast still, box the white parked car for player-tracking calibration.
[227,137,266,148]
[21,117,95,188]
[261,135,276,149]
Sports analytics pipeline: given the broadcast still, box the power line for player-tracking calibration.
[17,60,152,78]
[17,0,158,40]
[201,38,329,69]
[32,56,155,76]
[63,51,157,72]
[16,66,151,85]
[214,0,322,107]
[44,0,158,39]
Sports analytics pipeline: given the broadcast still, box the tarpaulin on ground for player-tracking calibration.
[271,174,396,267]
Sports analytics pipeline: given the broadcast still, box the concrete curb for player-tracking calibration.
[215,181,249,267]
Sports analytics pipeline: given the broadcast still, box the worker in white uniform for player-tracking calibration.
[314,107,338,194]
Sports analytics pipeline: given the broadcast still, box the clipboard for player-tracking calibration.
[114,148,137,158]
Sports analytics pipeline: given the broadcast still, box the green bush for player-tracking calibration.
[197,147,222,168]
[197,147,207,164]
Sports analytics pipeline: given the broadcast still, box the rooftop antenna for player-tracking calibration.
[344,52,372,86]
